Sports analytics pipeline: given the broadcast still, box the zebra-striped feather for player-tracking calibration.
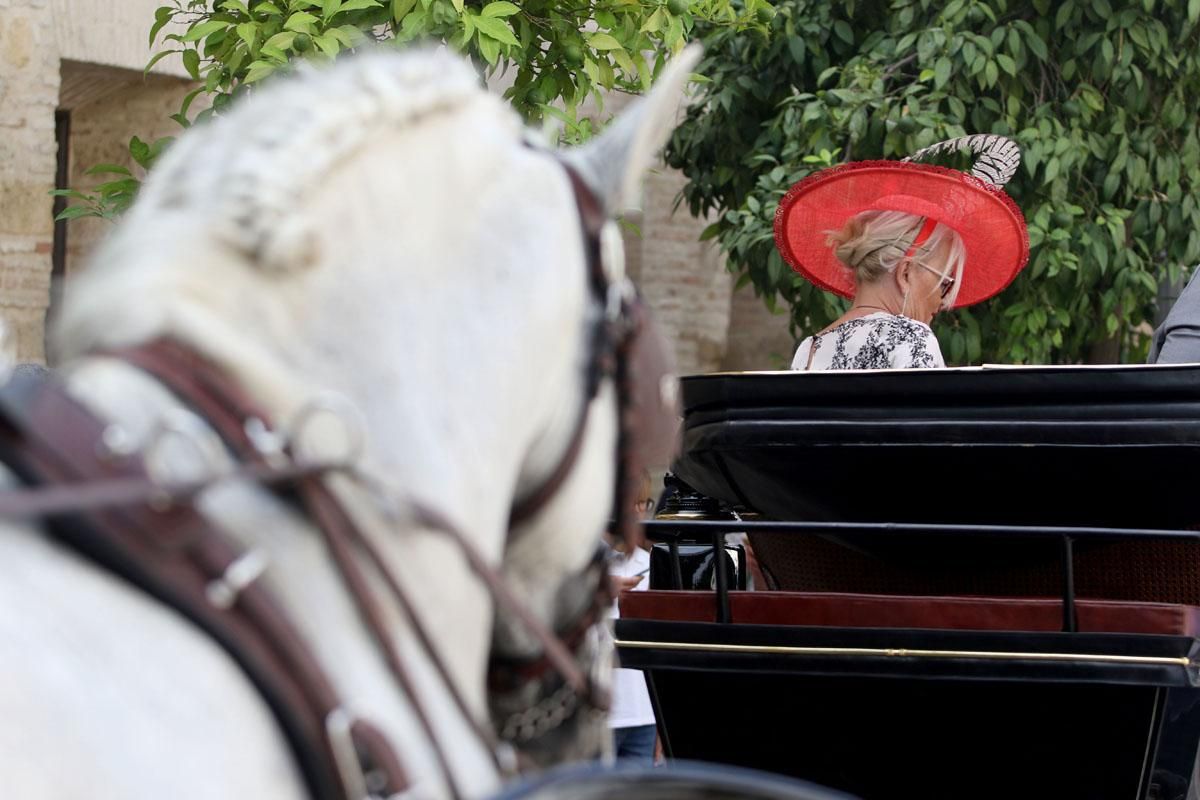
[902,134,1021,187]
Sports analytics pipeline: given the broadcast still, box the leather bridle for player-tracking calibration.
[487,160,679,755]
[0,159,678,798]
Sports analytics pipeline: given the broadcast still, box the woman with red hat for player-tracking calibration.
[774,135,1030,370]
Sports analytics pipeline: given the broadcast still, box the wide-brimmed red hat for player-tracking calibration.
[773,135,1030,309]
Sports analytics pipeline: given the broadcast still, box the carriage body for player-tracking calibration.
[617,365,1200,800]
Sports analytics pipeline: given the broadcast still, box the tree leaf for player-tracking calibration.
[48,188,92,200]
[1025,30,1049,61]
[337,0,381,12]
[481,1,519,17]
[283,11,319,31]
[55,205,101,222]
[586,32,624,51]
[264,30,297,50]
[244,59,278,83]
[391,0,416,21]
[1056,1,1075,27]
[314,32,341,54]
[182,48,201,79]
[128,136,152,168]
[934,56,951,87]
[183,20,229,42]
[641,7,665,33]
[477,32,500,64]
[94,178,141,195]
[235,22,259,50]
[329,25,365,47]
[473,15,518,46]
[149,6,176,48]
[143,48,180,76]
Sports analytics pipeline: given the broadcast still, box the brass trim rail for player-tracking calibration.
[616,639,1193,668]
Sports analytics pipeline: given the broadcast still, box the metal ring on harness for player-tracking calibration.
[285,392,367,471]
[143,407,230,504]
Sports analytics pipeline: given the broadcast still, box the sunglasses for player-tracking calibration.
[913,261,956,299]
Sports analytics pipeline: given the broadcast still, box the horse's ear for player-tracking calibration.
[561,44,702,216]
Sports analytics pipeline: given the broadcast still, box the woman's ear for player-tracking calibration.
[895,260,913,294]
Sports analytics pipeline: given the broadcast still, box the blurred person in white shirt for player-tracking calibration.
[605,474,658,764]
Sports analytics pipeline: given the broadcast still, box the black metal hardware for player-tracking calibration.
[667,539,683,590]
[712,530,730,624]
[1062,535,1077,633]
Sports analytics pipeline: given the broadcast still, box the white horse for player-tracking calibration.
[0,45,696,799]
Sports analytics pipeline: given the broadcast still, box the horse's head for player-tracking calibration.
[56,44,693,786]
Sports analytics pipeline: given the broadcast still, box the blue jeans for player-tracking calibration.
[612,724,656,765]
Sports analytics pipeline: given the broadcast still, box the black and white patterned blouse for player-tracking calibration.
[791,312,945,371]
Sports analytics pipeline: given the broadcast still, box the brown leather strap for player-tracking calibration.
[120,337,612,736]
[0,461,319,520]
[0,377,387,800]
[508,406,589,527]
[292,473,465,796]
[413,500,595,701]
[113,339,467,795]
[504,162,605,529]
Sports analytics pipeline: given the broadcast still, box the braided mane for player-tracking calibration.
[136,49,493,273]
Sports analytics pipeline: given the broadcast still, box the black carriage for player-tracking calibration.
[616,364,1200,800]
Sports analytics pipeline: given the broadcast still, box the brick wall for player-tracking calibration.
[626,165,795,375]
[0,0,59,362]
[634,166,732,375]
[723,284,798,371]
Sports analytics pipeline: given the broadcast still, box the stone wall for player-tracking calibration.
[0,0,60,362]
[52,0,189,77]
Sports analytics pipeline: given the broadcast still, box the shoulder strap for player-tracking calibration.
[0,374,407,800]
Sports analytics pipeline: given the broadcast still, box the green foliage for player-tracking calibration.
[61,0,762,221]
[668,0,1200,364]
[53,137,172,221]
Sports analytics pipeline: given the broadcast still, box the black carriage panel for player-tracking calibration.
[674,365,1200,531]
[618,620,1200,800]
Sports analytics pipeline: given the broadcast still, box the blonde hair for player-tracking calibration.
[827,210,965,307]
